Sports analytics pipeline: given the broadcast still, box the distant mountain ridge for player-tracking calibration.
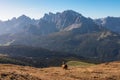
[0,10,101,35]
[95,16,120,33]
[0,15,36,35]
[0,10,120,63]
[0,10,120,35]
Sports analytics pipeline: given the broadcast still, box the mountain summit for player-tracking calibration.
[23,10,101,35]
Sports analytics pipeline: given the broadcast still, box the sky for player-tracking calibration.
[0,0,120,21]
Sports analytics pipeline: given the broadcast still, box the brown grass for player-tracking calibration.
[0,61,120,80]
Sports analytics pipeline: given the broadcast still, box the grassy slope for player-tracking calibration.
[0,61,120,80]
[67,61,95,67]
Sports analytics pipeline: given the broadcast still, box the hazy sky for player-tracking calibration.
[0,0,120,20]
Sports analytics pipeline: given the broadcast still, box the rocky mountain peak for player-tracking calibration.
[17,15,31,21]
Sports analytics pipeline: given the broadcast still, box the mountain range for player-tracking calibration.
[0,10,101,35]
[0,10,120,64]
